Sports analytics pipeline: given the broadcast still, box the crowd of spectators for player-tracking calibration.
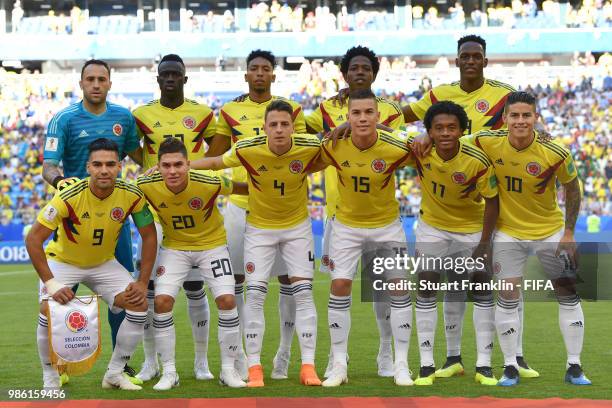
[1,57,611,228]
[8,0,612,34]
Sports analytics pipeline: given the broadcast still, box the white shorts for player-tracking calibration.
[155,245,235,299]
[319,217,333,274]
[493,228,568,281]
[243,219,315,283]
[39,259,133,308]
[415,220,482,274]
[329,218,407,281]
[146,222,201,283]
[224,202,286,276]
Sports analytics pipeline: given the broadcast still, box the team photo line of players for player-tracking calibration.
[30,35,590,392]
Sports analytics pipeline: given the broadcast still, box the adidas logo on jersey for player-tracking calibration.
[257,165,268,172]
[81,212,90,219]
[159,202,168,208]
[336,115,344,121]
[495,158,504,165]
[420,340,432,348]
[398,323,410,329]
[501,328,516,336]
[341,160,350,167]
[570,321,584,327]
[153,121,162,128]
[240,115,248,121]
[78,130,89,138]
[424,163,431,170]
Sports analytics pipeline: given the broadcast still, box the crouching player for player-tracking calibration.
[406,101,499,385]
[27,138,157,390]
[190,100,322,388]
[136,138,248,390]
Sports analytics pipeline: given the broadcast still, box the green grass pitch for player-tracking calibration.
[0,262,610,400]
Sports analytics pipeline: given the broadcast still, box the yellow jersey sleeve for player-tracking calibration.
[409,89,435,120]
[289,102,307,133]
[37,193,68,231]
[306,104,324,133]
[217,106,234,138]
[556,150,578,184]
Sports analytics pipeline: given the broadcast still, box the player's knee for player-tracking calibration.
[215,294,236,310]
[154,295,175,313]
[39,300,49,315]
[552,277,577,297]
[127,300,148,313]
[235,274,245,284]
[330,279,352,296]
[277,274,291,285]
[183,280,204,292]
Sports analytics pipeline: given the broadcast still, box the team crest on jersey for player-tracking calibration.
[65,310,88,333]
[526,162,541,176]
[321,255,330,267]
[156,265,165,277]
[189,197,203,210]
[183,116,196,130]
[110,207,125,222]
[371,159,386,173]
[475,99,490,113]
[452,172,466,184]
[245,262,255,274]
[112,123,123,136]
[289,160,304,174]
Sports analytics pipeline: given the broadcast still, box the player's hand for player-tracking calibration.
[56,177,80,192]
[330,88,350,107]
[411,132,433,158]
[52,287,75,305]
[325,122,351,148]
[143,164,159,176]
[125,281,147,306]
[233,93,248,103]
[556,232,579,271]
[472,241,492,273]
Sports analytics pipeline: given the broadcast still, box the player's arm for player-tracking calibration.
[126,146,143,166]
[42,161,65,188]
[25,222,74,304]
[401,104,420,123]
[231,181,249,196]
[42,116,68,187]
[205,134,232,157]
[558,177,581,269]
[190,156,227,171]
[125,205,156,307]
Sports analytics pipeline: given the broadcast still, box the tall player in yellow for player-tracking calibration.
[407,35,538,380]
[403,102,499,386]
[132,54,218,382]
[137,138,249,390]
[473,92,589,387]
[309,89,414,387]
[190,100,322,388]
[205,50,307,380]
[26,138,157,390]
[307,46,405,378]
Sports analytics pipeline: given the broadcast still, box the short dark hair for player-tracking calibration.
[457,35,486,55]
[347,88,377,105]
[247,49,276,68]
[88,138,119,158]
[158,137,188,160]
[504,91,537,112]
[340,46,380,78]
[265,100,294,121]
[81,59,111,79]
[423,101,469,132]
[159,54,185,67]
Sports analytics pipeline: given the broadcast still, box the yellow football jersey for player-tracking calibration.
[133,99,217,170]
[306,97,406,218]
[136,170,232,251]
[222,134,320,229]
[37,179,150,268]
[405,138,498,233]
[410,80,516,134]
[475,129,578,240]
[217,96,307,210]
[320,130,411,228]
